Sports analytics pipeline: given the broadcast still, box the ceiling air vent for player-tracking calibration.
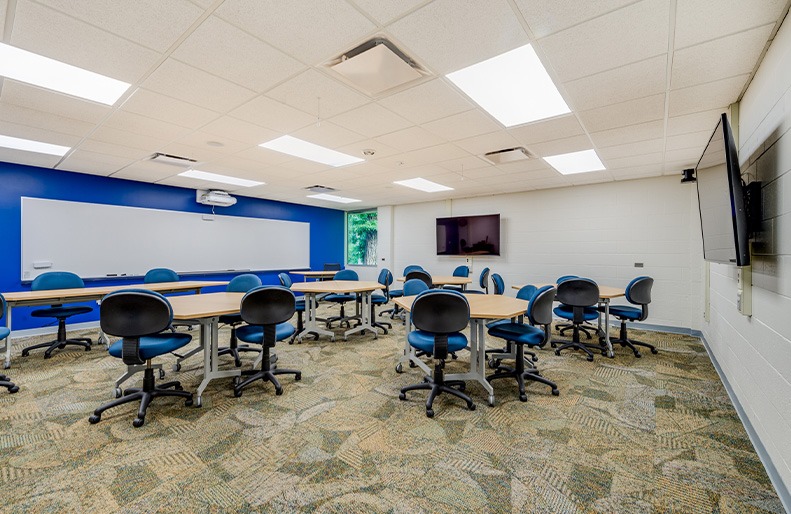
[304,185,336,193]
[483,147,535,165]
[149,152,197,167]
[327,37,429,97]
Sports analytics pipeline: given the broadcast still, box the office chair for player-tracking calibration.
[604,276,658,357]
[555,275,597,338]
[491,273,505,295]
[278,272,318,344]
[89,290,193,427]
[405,269,433,289]
[487,285,560,400]
[217,274,262,367]
[21,271,93,359]
[381,265,424,319]
[553,278,603,361]
[399,290,475,417]
[486,284,540,366]
[403,264,424,275]
[233,286,301,397]
[324,269,358,328]
[367,269,393,334]
[464,267,490,294]
[444,265,470,292]
[323,263,342,271]
[144,267,179,283]
[0,294,19,393]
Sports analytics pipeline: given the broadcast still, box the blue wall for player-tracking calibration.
[0,161,345,330]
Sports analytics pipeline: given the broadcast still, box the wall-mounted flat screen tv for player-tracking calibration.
[436,214,500,256]
[695,112,750,266]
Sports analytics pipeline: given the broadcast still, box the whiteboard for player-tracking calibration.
[21,197,310,280]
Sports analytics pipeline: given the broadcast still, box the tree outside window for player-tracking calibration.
[347,210,377,266]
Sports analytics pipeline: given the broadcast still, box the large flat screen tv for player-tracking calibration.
[436,214,500,256]
[695,112,750,266]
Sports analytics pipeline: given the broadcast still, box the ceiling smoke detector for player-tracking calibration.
[483,147,535,165]
[304,185,337,193]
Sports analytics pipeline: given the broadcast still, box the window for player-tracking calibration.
[346,210,377,266]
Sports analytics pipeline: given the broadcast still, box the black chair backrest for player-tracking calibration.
[626,276,653,321]
[403,265,423,275]
[323,263,342,271]
[528,285,556,327]
[479,267,490,292]
[100,289,173,338]
[377,269,393,297]
[405,269,432,289]
[557,278,599,323]
[240,286,296,326]
[491,273,505,295]
[411,290,470,334]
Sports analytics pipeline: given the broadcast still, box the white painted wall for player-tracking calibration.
[389,174,702,330]
[702,14,791,498]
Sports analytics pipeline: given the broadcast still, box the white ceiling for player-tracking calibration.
[0,0,788,210]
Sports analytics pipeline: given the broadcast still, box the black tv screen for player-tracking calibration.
[695,112,750,266]
[436,214,500,256]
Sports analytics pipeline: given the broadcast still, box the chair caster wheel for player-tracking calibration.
[409,361,416,368]
[554,350,561,356]
[468,402,475,411]
[635,352,642,358]
[519,394,527,402]
[399,392,406,401]
[488,358,500,369]
[44,353,52,359]
[173,363,181,372]
[552,389,560,396]
[451,353,457,360]
[587,355,594,362]
[531,355,539,362]
[59,344,66,349]
[395,363,403,373]
[114,388,122,398]
[426,409,434,418]
[295,373,302,381]
[21,351,29,357]
[9,385,19,394]
[233,389,242,398]
[275,388,283,396]
[85,346,91,352]
[89,414,101,424]
[185,398,193,407]
[159,369,166,379]
[651,348,659,354]
[458,384,466,392]
[174,385,183,391]
[133,418,145,428]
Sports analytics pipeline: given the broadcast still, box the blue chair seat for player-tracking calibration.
[607,305,642,321]
[485,319,512,329]
[407,330,468,355]
[388,289,404,298]
[488,323,546,346]
[554,305,598,321]
[0,327,9,340]
[109,332,192,361]
[236,322,296,344]
[324,293,355,303]
[371,294,388,305]
[219,313,241,324]
[295,298,305,312]
[31,305,92,318]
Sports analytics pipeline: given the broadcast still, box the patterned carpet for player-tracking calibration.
[0,306,783,513]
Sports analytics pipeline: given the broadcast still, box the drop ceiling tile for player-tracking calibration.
[529,134,593,157]
[121,88,219,129]
[0,119,81,147]
[664,147,704,162]
[590,120,665,148]
[330,103,412,138]
[336,139,400,161]
[0,147,62,168]
[666,109,723,136]
[0,0,6,40]
[495,158,553,174]
[455,131,521,156]
[194,163,269,183]
[380,143,468,169]
[142,59,258,113]
[173,131,252,154]
[538,0,670,82]
[156,142,228,164]
[609,164,664,180]
[0,101,95,138]
[291,121,366,149]
[513,0,638,38]
[563,54,667,111]
[57,150,133,176]
[508,114,585,145]
[156,175,247,192]
[79,139,154,160]
[200,116,280,145]
[103,111,193,142]
[378,79,473,125]
[566,169,614,185]
[665,130,713,151]
[375,126,446,152]
[215,0,376,64]
[229,96,315,134]
[1,80,111,123]
[208,155,272,174]
[436,155,494,173]
[352,0,427,24]
[671,25,774,89]
[11,0,159,83]
[39,0,204,52]
[266,69,370,119]
[90,125,166,152]
[578,94,666,133]
[278,158,333,174]
[604,152,664,169]
[597,138,665,160]
[234,146,297,166]
[454,166,506,181]
[668,75,749,117]
[674,0,787,49]
[423,110,501,141]
[173,15,306,92]
[388,0,529,74]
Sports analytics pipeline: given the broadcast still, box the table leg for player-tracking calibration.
[445,319,495,406]
[603,299,614,358]
[195,316,240,407]
[3,306,12,369]
[395,315,430,375]
[297,293,334,342]
[344,291,379,339]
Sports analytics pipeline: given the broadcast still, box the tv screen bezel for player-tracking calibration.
[435,213,501,257]
[695,112,751,267]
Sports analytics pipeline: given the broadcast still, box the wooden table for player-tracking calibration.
[1,280,227,368]
[394,293,528,406]
[168,292,244,407]
[291,280,383,341]
[290,270,338,281]
[396,275,472,288]
[512,283,626,357]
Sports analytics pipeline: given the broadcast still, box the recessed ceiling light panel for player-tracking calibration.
[307,193,361,204]
[178,169,264,187]
[446,44,570,127]
[0,134,70,156]
[259,135,364,167]
[544,149,606,175]
[393,177,454,193]
[0,43,131,105]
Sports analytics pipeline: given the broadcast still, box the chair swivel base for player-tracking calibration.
[22,336,92,359]
[486,346,537,368]
[0,374,19,394]
[554,341,607,362]
[558,323,595,339]
[486,343,559,401]
[217,344,261,367]
[609,323,658,357]
[89,368,192,427]
[399,366,475,418]
[233,350,300,397]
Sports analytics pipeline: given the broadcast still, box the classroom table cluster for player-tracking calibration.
[0,264,658,424]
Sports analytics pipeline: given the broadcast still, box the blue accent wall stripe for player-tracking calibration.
[0,161,345,330]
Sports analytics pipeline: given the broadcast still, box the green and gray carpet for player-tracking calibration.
[0,309,782,513]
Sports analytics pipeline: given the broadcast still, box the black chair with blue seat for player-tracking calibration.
[367,269,393,334]
[89,289,193,427]
[217,274,262,367]
[144,268,179,283]
[555,275,598,339]
[278,272,318,344]
[381,265,423,318]
[325,269,359,328]
[603,276,658,357]
[443,265,470,292]
[405,269,433,289]
[0,294,19,393]
[22,271,93,359]
[233,286,301,397]
[553,278,603,361]
[323,263,342,272]
[486,285,540,367]
[399,290,476,417]
[487,285,560,401]
[491,273,505,295]
[464,267,490,295]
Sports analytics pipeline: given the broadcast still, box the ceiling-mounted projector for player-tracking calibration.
[196,189,237,207]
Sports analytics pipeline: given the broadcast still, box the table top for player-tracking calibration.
[2,280,228,303]
[394,293,527,320]
[396,275,473,286]
[512,283,624,299]
[290,270,338,278]
[291,280,383,294]
[168,292,244,320]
